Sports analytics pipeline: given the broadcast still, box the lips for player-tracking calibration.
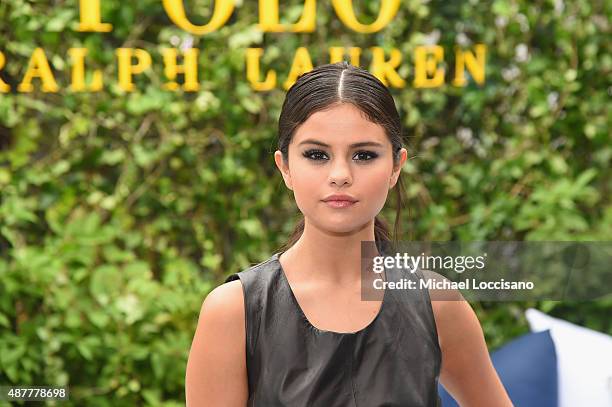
[324,200,356,208]
[322,195,358,208]
[322,194,357,203]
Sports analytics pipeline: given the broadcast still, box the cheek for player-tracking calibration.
[290,166,326,211]
[290,163,392,217]
[359,164,392,209]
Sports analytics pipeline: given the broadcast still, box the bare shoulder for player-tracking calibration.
[420,270,513,406]
[193,279,246,345]
[201,279,245,317]
[419,269,475,347]
[185,279,248,407]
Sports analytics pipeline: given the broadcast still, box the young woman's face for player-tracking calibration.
[275,103,407,235]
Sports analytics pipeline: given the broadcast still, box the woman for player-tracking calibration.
[186,62,513,406]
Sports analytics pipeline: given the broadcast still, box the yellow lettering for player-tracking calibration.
[77,0,112,32]
[17,48,59,93]
[452,44,486,86]
[162,48,200,91]
[0,52,10,92]
[245,48,276,91]
[369,47,405,88]
[116,48,151,92]
[332,0,400,33]
[68,48,103,92]
[283,47,313,90]
[257,0,316,33]
[413,45,444,88]
[162,0,234,35]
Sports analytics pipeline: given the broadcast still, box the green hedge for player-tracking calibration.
[1,0,610,405]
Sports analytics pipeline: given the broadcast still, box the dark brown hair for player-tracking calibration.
[276,61,407,254]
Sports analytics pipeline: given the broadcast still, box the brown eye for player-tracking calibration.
[303,149,328,161]
[353,151,378,161]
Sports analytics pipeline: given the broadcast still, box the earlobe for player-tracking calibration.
[389,149,407,189]
[282,169,293,190]
[281,170,293,191]
[274,150,293,190]
[389,167,400,188]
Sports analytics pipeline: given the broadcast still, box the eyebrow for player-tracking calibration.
[298,138,385,148]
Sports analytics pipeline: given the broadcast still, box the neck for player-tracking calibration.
[282,217,379,286]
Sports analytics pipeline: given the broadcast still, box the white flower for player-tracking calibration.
[547,92,559,110]
[422,29,441,46]
[422,137,440,149]
[457,127,474,147]
[502,65,521,81]
[181,35,194,51]
[456,32,471,46]
[495,16,508,28]
[170,35,180,47]
[516,13,529,32]
[515,44,530,62]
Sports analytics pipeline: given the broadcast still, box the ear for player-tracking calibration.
[389,148,408,189]
[274,150,293,190]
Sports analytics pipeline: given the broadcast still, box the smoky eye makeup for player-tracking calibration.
[353,151,379,161]
[302,149,328,161]
[301,149,380,162]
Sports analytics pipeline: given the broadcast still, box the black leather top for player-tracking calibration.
[224,252,442,407]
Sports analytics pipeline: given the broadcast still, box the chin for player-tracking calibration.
[322,217,371,235]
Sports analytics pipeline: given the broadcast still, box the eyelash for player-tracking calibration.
[302,149,379,162]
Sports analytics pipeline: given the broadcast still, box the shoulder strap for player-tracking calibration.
[222,255,279,360]
[390,264,443,364]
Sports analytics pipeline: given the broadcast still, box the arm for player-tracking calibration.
[425,272,513,407]
[185,280,248,407]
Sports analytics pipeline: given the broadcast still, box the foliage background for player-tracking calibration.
[0,0,610,405]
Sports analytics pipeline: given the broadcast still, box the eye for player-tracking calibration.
[302,149,328,161]
[301,149,379,162]
[353,151,378,161]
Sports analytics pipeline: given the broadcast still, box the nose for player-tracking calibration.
[328,158,352,186]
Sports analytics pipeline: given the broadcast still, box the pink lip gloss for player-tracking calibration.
[325,200,356,208]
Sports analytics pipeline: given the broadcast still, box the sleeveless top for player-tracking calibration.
[224,252,443,407]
